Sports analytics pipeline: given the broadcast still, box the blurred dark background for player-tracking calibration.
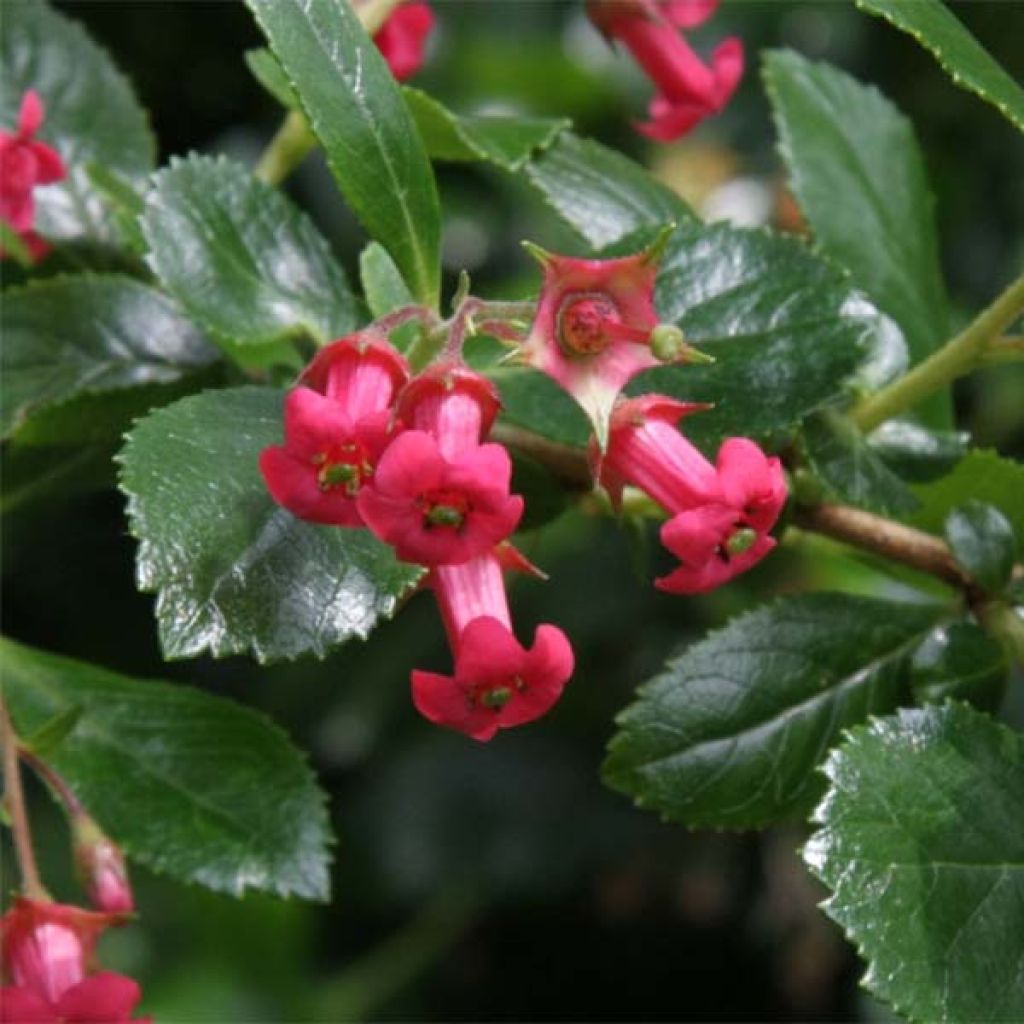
[4,1,1023,1019]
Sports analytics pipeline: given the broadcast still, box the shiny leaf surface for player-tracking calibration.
[944,500,1018,593]
[603,594,941,828]
[142,155,358,354]
[1,638,332,901]
[910,619,1007,709]
[764,50,951,425]
[805,703,1024,1022]
[247,0,441,307]
[118,388,423,662]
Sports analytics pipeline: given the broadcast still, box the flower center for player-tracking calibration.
[725,527,758,557]
[313,442,372,495]
[479,686,512,709]
[420,489,470,529]
[557,294,622,356]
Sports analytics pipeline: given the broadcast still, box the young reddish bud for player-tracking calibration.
[587,0,743,142]
[259,388,400,525]
[374,2,435,81]
[357,431,523,565]
[0,90,66,262]
[73,815,134,916]
[396,361,501,457]
[412,616,574,742]
[600,396,787,593]
[520,242,672,446]
[299,333,409,415]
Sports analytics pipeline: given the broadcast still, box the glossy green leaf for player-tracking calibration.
[118,388,422,662]
[603,594,941,828]
[245,46,298,109]
[764,50,951,425]
[803,409,919,516]
[1,638,332,901]
[0,0,155,246]
[0,275,219,442]
[911,449,1024,536]
[142,155,358,355]
[910,619,1007,709]
[868,419,968,482]
[524,132,693,250]
[359,241,414,319]
[490,367,591,449]
[247,0,441,307]
[944,500,1018,593]
[85,162,146,253]
[805,703,1024,1022]
[404,88,568,171]
[857,0,1024,134]
[629,224,881,450]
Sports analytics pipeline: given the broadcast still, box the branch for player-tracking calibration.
[0,697,46,899]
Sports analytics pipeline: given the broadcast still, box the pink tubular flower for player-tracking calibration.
[357,430,523,566]
[374,2,435,81]
[588,0,744,141]
[0,898,148,1024]
[519,242,672,446]
[412,552,574,741]
[600,396,787,593]
[0,90,66,261]
[259,333,408,526]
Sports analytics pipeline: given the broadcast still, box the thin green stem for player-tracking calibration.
[978,602,1024,668]
[0,697,47,900]
[978,334,1024,367]
[852,271,1024,432]
[254,110,316,187]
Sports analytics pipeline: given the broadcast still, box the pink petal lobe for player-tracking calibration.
[0,986,55,1023]
[375,2,435,81]
[660,504,736,564]
[30,141,65,185]
[662,0,719,28]
[411,670,498,741]
[54,972,142,1023]
[371,430,445,496]
[710,36,744,103]
[282,388,352,459]
[17,91,44,137]
[456,616,525,684]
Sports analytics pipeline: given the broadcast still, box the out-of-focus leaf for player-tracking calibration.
[910,619,1007,709]
[1,638,332,901]
[805,703,1024,1022]
[118,388,422,662]
[245,46,298,109]
[763,50,951,425]
[857,0,1024,133]
[247,0,441,307]
[603,594,942,828]
[868,419,968,482]
[944,500,1018,593]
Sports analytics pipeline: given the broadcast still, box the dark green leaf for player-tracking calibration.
[524,132,693,250]
[142,155,358,356]
[805,702,1024,1022]
[247,0,441,307]
[1,637,332,900]
[603,594,941,828]
[763,50,951,425]
[118,387,423,662]
[0,0,155,246]
[857,0,1024,134]
[944,500,1018,593]
[85,162,146,253]
[0,444,116,517]
[22,705,83,758]
[910,619,1007,709]
[911,449,1024,535]
[629,224,880,450]
[245,46,298,109]
[803,409,919,516]
[1,275,219,442]
[868,419,968,482]
[404,87,568,171]
[490,366,591,449]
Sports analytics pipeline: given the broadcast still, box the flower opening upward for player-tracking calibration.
[259,334,408,526]
[0,898,148,1024]
[412,552,574,741]
[600,395,786,592]
[0,90,66,262]
[588,0,743,141]
[374,2,435,81]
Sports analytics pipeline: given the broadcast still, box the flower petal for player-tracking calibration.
[282,388,353,459]
[371,430,444,496]
[455,616,525,685]
[411,669,497,742]
[54,972,143,1023]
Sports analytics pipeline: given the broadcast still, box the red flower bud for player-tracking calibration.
[73,816,134,916]
[374,2,434,81]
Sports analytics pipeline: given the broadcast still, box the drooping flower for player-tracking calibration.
[588,0,744,141]
[374,2,435,81]
[357,430,523,565]
[0,90,66,261]
[73,815,134,917]
[260,333,408,526]
[600,396,786,592]
[412,551,574,741]
[0,898,148,1024]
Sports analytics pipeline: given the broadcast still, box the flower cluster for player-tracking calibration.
[0,899,147,1024]
[587,0,743,141]
[0,90,65,263]
[260,337,574,741]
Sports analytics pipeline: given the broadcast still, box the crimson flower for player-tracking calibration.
[374,2,435,81]
[0,898,148,1024]
[0,90,66,261]
[357,430,523,565]
[73,816,134,917]
[588,0,743,141]
[600,396,787,593]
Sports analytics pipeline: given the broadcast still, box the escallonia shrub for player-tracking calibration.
[2,0,1022,1020]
